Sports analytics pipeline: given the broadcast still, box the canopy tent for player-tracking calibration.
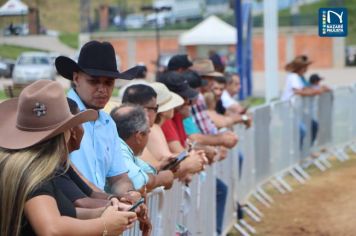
[0,0,28,16]
[179,15,237,46]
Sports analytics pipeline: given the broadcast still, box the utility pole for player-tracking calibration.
[80,0,91,33]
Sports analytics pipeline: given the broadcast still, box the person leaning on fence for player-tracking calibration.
[122,83,207,182]
[55,40,150,225]
[281,55,330,149]
[309,73,331,92]
[149,82,208,179]
[54,98,134,211]
[221,73,251,118]
[0,80,137,236]
[110,104,175,192]
[186,59,240,236]
[55,41,140,195]
[121,83,170,168]
[159,70,236,158]
[281,55,330,101]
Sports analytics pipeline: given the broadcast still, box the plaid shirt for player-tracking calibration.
[191,93,218,135]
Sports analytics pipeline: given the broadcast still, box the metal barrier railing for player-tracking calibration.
[124,86,356,236]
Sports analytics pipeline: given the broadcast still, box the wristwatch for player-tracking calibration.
[241,114,249,123]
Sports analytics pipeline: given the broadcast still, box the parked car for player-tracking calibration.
[124,14,145,29]
[12,52,56,85]
[0,58,15,78]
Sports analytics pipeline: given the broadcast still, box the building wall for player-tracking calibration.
[90,27,343,73]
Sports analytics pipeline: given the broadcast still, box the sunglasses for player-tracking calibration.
[144,105,159,113]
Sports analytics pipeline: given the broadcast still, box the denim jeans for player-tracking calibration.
[216,178,228,235]
[299,119,319,150]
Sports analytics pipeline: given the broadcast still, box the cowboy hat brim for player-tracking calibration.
[0,98,98,150]
[158,92,184,113]
[55,56,140,80]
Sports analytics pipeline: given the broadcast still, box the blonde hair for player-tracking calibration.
[0,134,68,236]
[204,92,216,110]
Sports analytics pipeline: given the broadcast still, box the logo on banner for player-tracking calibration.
[319,8,347,37]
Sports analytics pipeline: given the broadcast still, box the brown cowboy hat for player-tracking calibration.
[285,55,313,72]
[0,80,98,150]
[55,40,141,80]
[191,59,224,77]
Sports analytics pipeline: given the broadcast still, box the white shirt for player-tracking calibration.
[281,72,304,101]
[221,90,238,108]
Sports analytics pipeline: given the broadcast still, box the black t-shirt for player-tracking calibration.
[54,166,93,203]
[21,177,76,236]
[215,99,226,115]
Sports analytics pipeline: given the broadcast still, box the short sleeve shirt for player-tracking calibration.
[22,177,76,236]
[281,73,305,101]
[183,116,202,135]
[54,166,93,203]
[161,119,180,142]
[68,89,128,190]
[120,139,152,190]
[161,113,188,146]
[221,90,238,109]
[191,93,218,135]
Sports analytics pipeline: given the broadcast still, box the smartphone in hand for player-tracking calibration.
[128,198,145,212]
[161,150,189,171]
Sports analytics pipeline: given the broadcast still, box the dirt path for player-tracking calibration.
[235,153,356,236]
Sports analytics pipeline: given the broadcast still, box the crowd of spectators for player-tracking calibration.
[0,40,330,236]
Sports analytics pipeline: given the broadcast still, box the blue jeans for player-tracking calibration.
[299,119,319,150]
[216,178,228,235]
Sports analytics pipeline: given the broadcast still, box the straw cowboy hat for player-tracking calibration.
[55,40,141,80]
[0,80,97,150]
[285,55,313,72]
[149,82,184,113]
[191,59,224,77]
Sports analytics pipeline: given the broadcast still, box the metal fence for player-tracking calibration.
[124,85,356,236]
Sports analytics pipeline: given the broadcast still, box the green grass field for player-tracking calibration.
[0,90,6,100]
[0,44,47,60]
[59,33,79,49]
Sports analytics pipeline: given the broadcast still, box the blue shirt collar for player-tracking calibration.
[67,88,109,125]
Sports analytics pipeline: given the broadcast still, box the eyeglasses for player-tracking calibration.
[144,105,159,113]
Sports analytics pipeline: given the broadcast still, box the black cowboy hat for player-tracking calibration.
[55,41,140,80]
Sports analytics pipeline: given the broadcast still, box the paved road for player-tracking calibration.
[0,35,76,56]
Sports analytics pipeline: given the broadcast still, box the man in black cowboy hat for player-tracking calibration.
[55,41,146,208]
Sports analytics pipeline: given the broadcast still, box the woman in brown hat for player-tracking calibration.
[0,80,137,236]
[282,55,327,101]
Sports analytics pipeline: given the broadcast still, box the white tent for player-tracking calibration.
[0,0,28,16]
[179,15,237,46]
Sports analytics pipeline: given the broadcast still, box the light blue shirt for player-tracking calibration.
[68,89,128,190]
[119,139,157,190]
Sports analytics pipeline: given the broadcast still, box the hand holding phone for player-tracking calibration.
[128,198,145,212]
[161,150,189,170]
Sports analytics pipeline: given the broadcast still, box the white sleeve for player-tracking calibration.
[221,90,238,108]
[289,74,304,90]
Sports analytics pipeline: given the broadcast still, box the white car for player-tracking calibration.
[12,52,56,84]
[125,14,145,29]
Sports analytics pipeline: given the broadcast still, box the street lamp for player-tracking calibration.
[141,5,172,75]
